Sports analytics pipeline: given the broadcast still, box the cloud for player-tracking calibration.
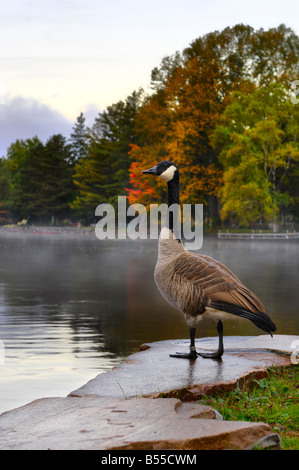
[82,103,101,129]
[0,95,73,157]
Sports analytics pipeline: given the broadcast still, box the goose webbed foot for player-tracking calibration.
[169,326,198,359]
[197,349,223,359]
[169,349,223,360]
[169,321,224,360]
[197,320,224,359]
[169,350,197,359]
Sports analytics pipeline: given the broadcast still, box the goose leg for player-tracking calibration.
[169,327,197,359]
[197,320,224,359]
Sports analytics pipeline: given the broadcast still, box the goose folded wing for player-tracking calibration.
[173,253,276,335]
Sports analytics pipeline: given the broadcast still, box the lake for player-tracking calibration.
[0,229,298,414]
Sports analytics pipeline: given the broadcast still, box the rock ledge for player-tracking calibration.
[1,334,297,450]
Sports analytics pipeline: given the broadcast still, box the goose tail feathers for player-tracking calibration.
[208,300,277,337]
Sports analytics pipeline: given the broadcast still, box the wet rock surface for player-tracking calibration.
[0,396,280,450]
[70,335,295,400]
[0,335,296,450]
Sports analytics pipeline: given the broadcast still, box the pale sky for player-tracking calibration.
[0,0,298,156]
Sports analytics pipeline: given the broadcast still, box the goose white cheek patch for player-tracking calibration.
[159,166,177,182]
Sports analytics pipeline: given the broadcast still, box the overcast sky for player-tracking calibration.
[0,0,298,156]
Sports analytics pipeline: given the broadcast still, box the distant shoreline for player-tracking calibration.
[1,225,298,241]
[0,224,96,237]
[218,231,299,240]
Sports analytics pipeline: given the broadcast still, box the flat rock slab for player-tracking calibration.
[0,396,280,450]
[70,335,297,401]
[0,335,296,450]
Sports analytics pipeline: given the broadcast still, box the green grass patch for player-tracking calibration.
[199,366,299,450]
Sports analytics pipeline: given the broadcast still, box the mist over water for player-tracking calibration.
[0,230,298,413]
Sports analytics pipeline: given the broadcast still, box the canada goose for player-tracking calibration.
[142,161,276,359]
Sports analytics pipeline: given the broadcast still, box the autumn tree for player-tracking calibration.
[127,24,299,227]
[128,65,224,209]
[211,83,299,227]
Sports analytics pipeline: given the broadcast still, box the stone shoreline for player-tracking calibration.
[0,334,297,450]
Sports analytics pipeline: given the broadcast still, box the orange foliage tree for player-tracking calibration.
[126,53,224,212]
[126,24,299,227]
[126,145,165,206]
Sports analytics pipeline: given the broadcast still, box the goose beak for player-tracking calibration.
[142,165,158,176]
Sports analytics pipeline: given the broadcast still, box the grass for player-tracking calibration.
[199,366,299,450]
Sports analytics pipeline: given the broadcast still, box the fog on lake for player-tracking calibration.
[0,230,298,413]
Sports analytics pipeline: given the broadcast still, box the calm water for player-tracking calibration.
[0,230,298,413]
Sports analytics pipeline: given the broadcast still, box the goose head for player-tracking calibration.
[142,161,178,182]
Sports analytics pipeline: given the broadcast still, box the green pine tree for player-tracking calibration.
[72,90,142,222]
[69,112,88,162]
[7,135,75,223]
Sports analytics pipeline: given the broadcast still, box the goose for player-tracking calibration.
[142,160,276,359]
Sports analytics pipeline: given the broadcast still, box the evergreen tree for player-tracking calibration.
[72,90,143,222]
[69,112,88,162]
[0,157,11,205]
[43,134,75,221]
[7,137,44,220]
[7,135,75,223]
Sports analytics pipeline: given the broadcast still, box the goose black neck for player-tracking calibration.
[167,170,180,206]
[167,170,180,232]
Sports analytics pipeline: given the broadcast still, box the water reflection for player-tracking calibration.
[0,231,298,413]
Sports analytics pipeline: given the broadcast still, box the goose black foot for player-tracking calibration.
[197,320,224,359]
[169,322,224,360]
[170,349,223,359]
[169,327,198,359]
[197,349,223,359]
[169,350,197,359]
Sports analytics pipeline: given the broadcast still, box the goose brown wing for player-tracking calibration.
[173,252,276,335]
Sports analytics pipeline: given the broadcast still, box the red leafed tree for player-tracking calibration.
[125,145,164,206]
[0,202,9,225]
